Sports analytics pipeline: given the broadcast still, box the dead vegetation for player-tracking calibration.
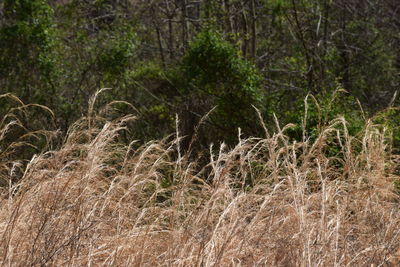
[0,93,400,266]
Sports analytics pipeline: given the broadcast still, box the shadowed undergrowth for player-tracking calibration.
[1,95,400,266]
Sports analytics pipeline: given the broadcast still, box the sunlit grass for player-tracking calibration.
[0,93,399,266]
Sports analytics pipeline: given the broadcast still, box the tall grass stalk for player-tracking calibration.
[0,94,400,266]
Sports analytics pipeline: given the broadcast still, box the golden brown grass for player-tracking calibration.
[1,94,400,266]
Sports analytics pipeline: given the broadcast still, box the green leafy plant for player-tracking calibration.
[0,0,60,103]
[179,29,264,145]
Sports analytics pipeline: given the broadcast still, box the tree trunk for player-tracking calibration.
[250,0,257,59]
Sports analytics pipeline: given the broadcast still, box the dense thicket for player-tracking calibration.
[1,0,400,148]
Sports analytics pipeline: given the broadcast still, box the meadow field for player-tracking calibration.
[1,93,400,266]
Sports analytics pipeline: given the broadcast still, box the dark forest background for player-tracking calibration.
[1,0,400,151]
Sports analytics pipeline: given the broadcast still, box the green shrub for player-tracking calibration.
[179,29,264,145]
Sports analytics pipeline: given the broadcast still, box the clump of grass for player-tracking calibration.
[0,94,55,193]
[0,93,400,266]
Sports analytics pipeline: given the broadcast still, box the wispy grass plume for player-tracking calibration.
[0,95,399,266]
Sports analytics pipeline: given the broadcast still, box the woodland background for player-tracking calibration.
[1,0,400,154]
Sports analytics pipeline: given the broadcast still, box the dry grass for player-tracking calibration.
[1,94,400,266]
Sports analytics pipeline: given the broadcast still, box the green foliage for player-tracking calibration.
[122,62,177,140]
[373,108,400,152]
[285,86,365,143]
[48,1,140,127]
[329,18,399,110]
[180,29,263,144]
[97,27,137,79]
[0,0,60,102]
